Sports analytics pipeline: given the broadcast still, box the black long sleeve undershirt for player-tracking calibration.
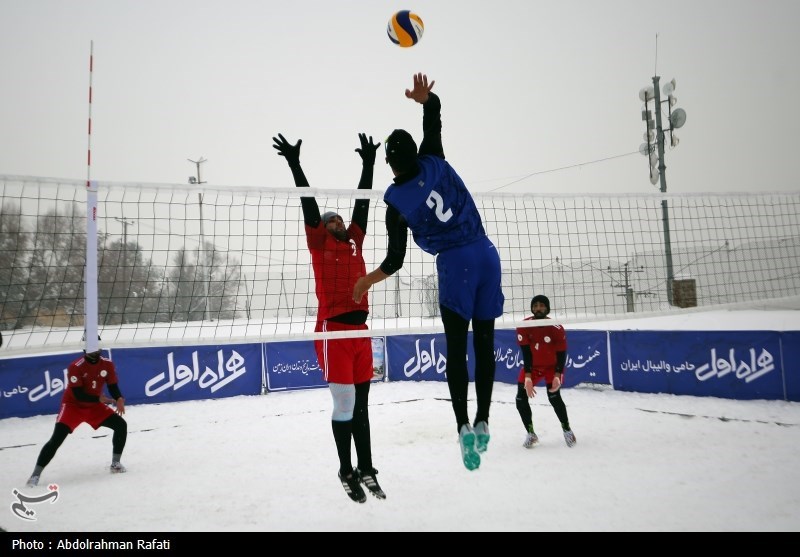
[380,93,444,276]
[108,383,123,400]
[294,161,373,232]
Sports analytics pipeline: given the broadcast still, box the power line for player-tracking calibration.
[487,150,640,192]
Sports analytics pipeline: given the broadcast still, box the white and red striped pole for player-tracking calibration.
[85,40,99,353]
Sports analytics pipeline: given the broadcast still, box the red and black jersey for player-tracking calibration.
[306,221,368,321]
[62,354,119,408]
[515,316,567,371]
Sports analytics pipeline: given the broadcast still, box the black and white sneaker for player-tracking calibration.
[110,462,127,474]
[356,467,386,500]
[338,469,367,503]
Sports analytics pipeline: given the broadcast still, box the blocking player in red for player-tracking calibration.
[273,131,385,504]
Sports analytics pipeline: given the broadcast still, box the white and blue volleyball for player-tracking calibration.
[387,10,424,48]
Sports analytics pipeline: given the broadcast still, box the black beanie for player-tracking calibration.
[531,294,550,314]
[385,129,418,173]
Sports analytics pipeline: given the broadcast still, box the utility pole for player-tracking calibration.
[608,261,644,313]
[188,157,211,321]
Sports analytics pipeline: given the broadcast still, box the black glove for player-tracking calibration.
[273,133,302,168]
[355,133,380,166]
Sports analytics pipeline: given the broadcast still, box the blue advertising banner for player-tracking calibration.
[386,329,609,387]
[565,330,610,386]
[0,328,789,420]
[493,329,609,386]
[782,331,800,402]
[386,333,451,382]
[610,331,784,400]
[0,351,83,419]
[115,343,263,404]
[264,337,386,392]
[265,340,326,391]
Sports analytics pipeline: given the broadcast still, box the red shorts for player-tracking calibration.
[315,320,373,385]
[517,367,556,385]
[56,401,116,432]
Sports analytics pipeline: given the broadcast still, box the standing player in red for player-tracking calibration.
[26,348,127,487]
[515,295,576,448]
[273,131,385,504]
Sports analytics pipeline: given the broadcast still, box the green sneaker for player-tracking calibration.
[459,424,480,471]
[473,421,490,454]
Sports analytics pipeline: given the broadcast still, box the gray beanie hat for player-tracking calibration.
[321,211,340,224]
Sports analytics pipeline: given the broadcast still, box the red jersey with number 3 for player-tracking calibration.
[62,354,119,408]
[515,316,567,382]
[306,222,368,321]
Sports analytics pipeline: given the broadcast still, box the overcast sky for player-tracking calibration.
[1,1,799,195]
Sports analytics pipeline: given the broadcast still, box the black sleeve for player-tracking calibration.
[71,386,100,403]
[108,383,123,400]
[351,159,374,233]
[418,93,444,159]
[555,351,567,374]
[379,203,408,275]
[288,164,322,228]
[521,344,533,372]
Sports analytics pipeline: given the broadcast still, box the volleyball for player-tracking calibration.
[387,10,424,48]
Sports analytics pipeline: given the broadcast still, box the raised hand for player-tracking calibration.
[272,133,302,168]
[404,72,435,104]
[355,133,380,166]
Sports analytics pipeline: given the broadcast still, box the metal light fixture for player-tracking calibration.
[638,72,688,306]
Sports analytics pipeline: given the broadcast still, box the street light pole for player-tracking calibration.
[188,157,211,321]
[114,217,135,324]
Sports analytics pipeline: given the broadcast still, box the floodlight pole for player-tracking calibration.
[651,75,676,306]
[188,157,211,322]
[114,217,136,324]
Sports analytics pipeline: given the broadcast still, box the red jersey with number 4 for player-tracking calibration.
[515,316,567,382]
[62,354,119,408]
[306,222,368,321]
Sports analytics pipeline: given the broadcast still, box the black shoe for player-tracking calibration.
[338,469,367,503]
[356,467,386,500]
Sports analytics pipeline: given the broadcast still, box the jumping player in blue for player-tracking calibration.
[353,73,505,471]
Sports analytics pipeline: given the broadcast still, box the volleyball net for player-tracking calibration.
[1,174,799,356]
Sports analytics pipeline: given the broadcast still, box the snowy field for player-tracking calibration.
[1,308,799,533]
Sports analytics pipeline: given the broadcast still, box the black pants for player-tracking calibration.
[440,305,496,432]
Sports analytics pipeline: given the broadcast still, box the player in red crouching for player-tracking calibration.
[26,348,128,487]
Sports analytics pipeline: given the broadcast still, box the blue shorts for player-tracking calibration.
[436,236,504,321]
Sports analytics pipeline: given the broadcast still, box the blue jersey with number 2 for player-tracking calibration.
[384,156,486,255]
